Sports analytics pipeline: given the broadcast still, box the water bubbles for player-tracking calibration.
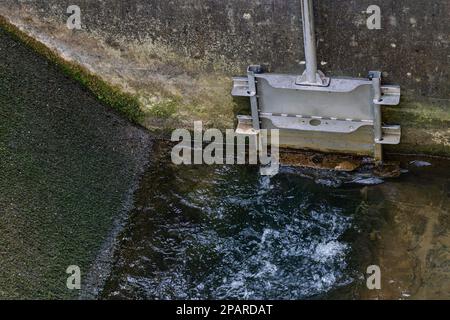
[231,280,244,289]
[312,241,348,263]
[106,164,360,299]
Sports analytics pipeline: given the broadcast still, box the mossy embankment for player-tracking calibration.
[0,26,151,299]
[0,15,240,136]
[0,15,144,125]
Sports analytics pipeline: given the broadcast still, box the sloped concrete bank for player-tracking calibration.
[0,0,448,156]
[0,26,152,299]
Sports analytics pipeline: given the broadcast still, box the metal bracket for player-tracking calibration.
[369,71,401,148]
[381,125,401,145]
[296,70,330,87]
[236,115,259,136]
[247,65,261,130]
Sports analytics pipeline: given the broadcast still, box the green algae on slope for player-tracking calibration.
[0,15,239,133]
[0,27,151,299]
[0,16,144,125]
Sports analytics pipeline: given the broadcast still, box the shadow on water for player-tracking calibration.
[101,141,405,300]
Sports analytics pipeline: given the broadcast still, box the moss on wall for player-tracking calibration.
[384,96,450,157]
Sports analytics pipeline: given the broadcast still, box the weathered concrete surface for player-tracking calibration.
[0,0,448,156]
[0,27,152,299]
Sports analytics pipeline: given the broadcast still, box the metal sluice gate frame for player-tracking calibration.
[232,0,401,162]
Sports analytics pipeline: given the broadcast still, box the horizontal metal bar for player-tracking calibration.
[256,73,371,93]
[259,112,373,123]
[260,114,373,134]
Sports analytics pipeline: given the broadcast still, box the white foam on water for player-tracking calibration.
[410,160,432,167]
[352,177,384,185]
[110,165,358,300]
[312,241,348,263]
[208,207,352,299]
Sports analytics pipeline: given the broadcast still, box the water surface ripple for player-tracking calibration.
[102,144,372,299]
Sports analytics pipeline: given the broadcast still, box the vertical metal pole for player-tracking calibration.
[301,0,318,83]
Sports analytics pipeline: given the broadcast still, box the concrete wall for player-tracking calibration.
[1,0,449,155]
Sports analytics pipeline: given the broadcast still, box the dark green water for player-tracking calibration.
[101,142,396,299]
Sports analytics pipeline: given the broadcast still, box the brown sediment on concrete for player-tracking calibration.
[280,150,364,172]
[280,149,403,179]
[0,0,449,157]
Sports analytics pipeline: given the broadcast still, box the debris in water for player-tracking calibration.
[374,162,402,178]
[315,178,343,188]
[351,177,384,185]
[402,292,411,298]
[409,160,432,167]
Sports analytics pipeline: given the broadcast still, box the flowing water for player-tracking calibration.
[101,141,450,300]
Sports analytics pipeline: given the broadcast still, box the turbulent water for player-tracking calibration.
[101,142,386,299]
[100,141,450,300]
